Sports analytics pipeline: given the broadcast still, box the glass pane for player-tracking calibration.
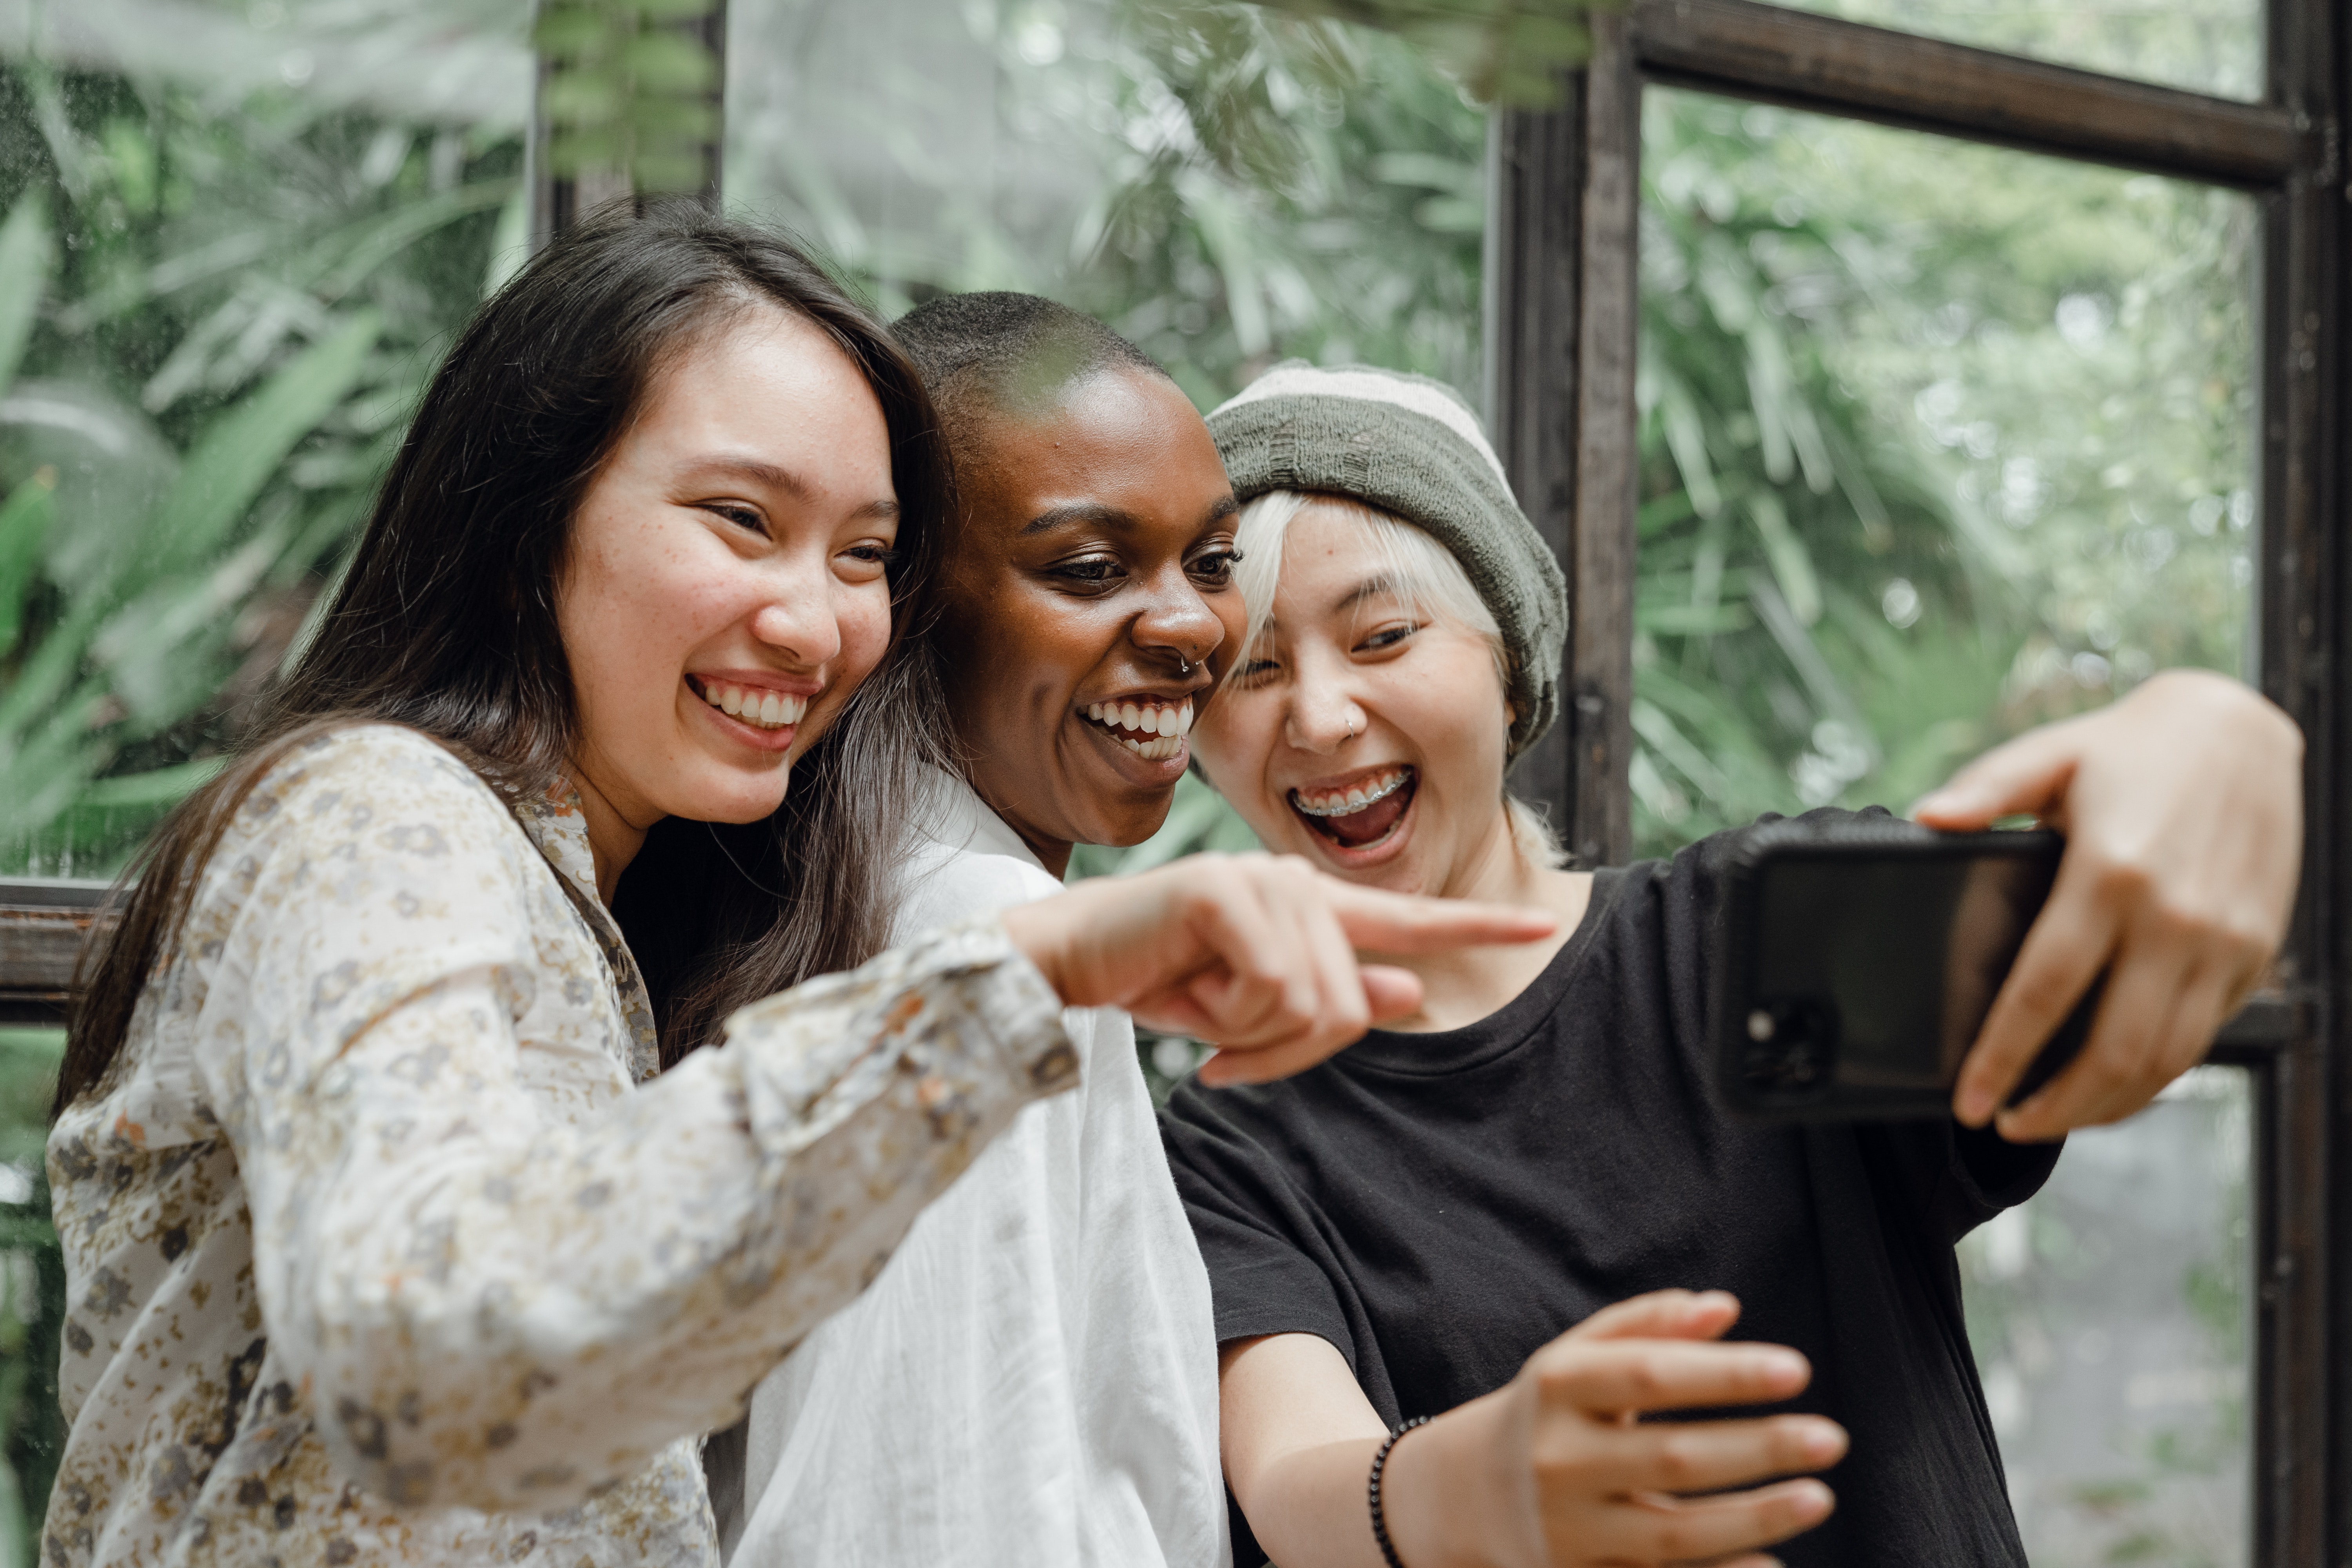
[1961,1066,2253,1565]
[1639,91,2259,1565]
[1632,90,2256,855]
[1764,0,2261,103]
[0,2,533,879]
[723,0,1486,418]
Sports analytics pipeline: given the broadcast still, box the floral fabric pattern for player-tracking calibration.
[44,724,1076,1568]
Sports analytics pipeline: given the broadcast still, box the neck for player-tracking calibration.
[1379,806,1589,1032]
[1025,832,1073,884]
[568,767,651,904]
[1009,820,1074,880]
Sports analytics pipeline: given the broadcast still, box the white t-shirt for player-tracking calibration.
[726,769,1230,1568]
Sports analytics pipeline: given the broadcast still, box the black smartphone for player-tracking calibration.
[1711,816,2101,1122]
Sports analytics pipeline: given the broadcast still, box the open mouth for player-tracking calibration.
[1083,698,1194,762]
[1289,766,1416,849]
[690,677,809,732]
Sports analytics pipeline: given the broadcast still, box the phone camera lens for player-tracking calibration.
[1740,997,1838,1099]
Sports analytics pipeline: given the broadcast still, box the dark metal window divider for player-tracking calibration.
[1488,1,2341,1558]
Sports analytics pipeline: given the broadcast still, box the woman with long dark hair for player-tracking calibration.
[41,208,1548,1568]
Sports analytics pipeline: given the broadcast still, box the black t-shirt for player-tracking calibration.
[1159,818,2060,1568]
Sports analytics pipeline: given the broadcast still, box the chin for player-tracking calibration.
[1098,795,1185,849]
[673,766,793,826]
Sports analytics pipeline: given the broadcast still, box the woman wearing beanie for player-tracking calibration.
[1159,361,2301,1568]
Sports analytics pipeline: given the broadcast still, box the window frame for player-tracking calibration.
[1484,2,2340,1557]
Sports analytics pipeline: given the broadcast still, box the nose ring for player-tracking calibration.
[1177,653,1192,675]
[1345,717,1356,742]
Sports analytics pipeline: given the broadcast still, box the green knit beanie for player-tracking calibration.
[1205,361,1568,757]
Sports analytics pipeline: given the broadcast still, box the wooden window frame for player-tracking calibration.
[1484,2,2340,1558]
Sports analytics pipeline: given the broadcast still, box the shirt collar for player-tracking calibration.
[512,778,662,1084]
[513,780,603,906]
[912,764,1051,874]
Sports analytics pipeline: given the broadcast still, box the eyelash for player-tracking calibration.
[1048,550,1245,590]
[1232,620,1418,683]
[703,503,896,568]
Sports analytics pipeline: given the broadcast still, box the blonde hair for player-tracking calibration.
[1227,489,1566,870]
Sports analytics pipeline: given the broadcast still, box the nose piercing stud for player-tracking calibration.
[1177,654,1192,675]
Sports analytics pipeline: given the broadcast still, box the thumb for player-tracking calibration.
[1913,722,2082,830]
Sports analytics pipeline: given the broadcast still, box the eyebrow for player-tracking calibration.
[1019,493,1241,537]
[1249,573,1408,643]
[1329,572,1408,617]
[686,456,899,520]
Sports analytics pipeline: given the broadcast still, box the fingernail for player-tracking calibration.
[1794,1480,1835,1516]
[1955,1086,1991,1126]
[1801,1422,1846,1462]
[1757,1348,1807,1383]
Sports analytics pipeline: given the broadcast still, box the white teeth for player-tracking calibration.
[1082,698,1195,757]
[697,681,808,731]
[1291,769,1412,818]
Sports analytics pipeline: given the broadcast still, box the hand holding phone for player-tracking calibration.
[1713,817,2096,1125]
[1915,669,2298,1139]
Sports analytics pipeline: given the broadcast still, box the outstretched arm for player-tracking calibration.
[210,749,1549,1514]
[1222,1292,1844,1568]
[1915,668,2301,1140]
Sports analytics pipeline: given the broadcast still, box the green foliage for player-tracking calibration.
[0,1030,62,1568]
[1083,3,1490,403]
[1624,93,2252,857]
[0,61,524,876]
[535,0,721,192]
[1248,0,1610,105]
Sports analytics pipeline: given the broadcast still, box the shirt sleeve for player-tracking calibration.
[1869,1119,2062,1247]
[1157,1081,1357,1367]
[198,737,1079,1515]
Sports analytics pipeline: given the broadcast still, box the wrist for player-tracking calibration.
[1377,1400,1508,1568]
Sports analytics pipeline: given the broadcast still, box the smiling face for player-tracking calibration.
[556,303,900,864]
[1191,499,1519,897]
[933,364,1244,870]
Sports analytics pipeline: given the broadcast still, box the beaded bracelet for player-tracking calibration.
[1367,1415,1432,1568]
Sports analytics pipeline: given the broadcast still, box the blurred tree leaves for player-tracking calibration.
[1247,0,1609,105]
[0,1030,60,1568]
[0,56,524,874]
[535,0,721,193]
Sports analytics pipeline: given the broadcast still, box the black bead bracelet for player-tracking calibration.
[1368,1415,1431,1568]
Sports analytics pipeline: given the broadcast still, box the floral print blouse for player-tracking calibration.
[43,724,1078,1568]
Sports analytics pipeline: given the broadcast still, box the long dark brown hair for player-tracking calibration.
[54,200,951,1114]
